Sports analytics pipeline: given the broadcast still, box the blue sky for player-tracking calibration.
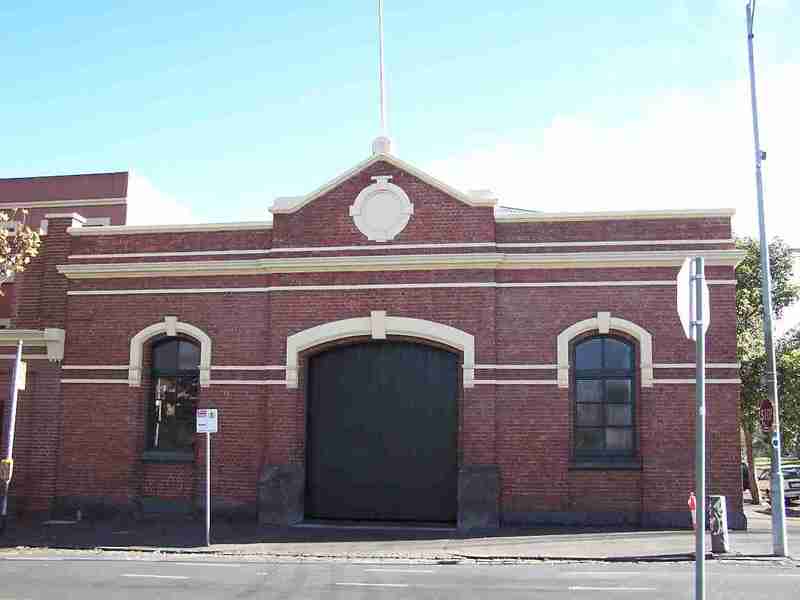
[1,1,795,217]
[3,1,798,326]
[2,3,798,247]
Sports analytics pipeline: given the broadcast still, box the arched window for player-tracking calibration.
[573,335,635,459]
[148,338,200,453]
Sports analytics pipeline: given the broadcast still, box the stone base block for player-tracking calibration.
[458,464,499,531]
[257,464,304,526]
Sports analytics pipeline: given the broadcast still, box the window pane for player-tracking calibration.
[577,403,603,426]
[178,341,200,370]
[575,428,604,451]
[606,379,631,404]
[575,338,602,370]
[150,375,197,451]
[576,380,603,403]
[152,340,178,372]
[604,339,633,370]
[606,404,633,426]
[606,427,634,451]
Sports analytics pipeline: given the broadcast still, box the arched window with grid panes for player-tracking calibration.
[572,335,636,461]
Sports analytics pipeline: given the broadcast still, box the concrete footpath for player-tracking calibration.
[1,503,797,563]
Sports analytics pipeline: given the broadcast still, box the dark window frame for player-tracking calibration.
[571,334,637,464]
[144,337,200,460]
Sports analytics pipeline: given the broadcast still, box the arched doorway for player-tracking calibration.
[305,340,459,522]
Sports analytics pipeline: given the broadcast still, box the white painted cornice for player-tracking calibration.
[495,208,736,223]
[0,328,66,361]
[0,197,126,209]
[67,221,273,236]
[270,153,497,214]
[57,248,746,279]
[66,238,733,260]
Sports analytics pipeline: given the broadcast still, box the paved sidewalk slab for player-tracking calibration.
[1,502,796,563]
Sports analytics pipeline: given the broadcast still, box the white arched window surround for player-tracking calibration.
[556,312,653,388]
[285,311,475,389]
[129,316,212,388]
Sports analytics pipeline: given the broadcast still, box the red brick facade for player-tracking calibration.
[1,156,745,529]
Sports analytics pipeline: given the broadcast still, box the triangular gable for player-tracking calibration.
[270,152,497,214]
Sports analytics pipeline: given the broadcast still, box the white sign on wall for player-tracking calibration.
[196,408,218,434]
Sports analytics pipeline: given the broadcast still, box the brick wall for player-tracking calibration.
[2,160,744,527]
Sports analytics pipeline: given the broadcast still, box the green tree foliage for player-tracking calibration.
[736,237,800,454]
[0,209,41,294]
[776,329,800,453]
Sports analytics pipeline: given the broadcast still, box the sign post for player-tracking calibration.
[196,408,218,547]
[678,257,710,600]
[1,340,24,535]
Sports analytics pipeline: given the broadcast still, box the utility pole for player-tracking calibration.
[745,0,788,557]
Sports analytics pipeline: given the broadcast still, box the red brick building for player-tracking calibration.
[0,147,745,529]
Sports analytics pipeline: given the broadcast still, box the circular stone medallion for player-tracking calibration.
[349,176,414,242]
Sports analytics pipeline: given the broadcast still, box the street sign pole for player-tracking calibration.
[206,431,211,547]
[196,408,217,547]
[0,340,23,535]
[745,1,788,558]
[694,256,706,600]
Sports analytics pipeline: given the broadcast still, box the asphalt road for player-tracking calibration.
[0,554,798,599]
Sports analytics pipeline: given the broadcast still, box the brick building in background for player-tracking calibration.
[0,145,746,529]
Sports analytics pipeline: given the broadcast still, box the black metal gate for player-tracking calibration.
[306,340,458,522]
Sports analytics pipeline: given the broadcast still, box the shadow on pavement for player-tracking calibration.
[0,514,678,552]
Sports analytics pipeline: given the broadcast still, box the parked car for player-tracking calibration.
[757,463,800,505]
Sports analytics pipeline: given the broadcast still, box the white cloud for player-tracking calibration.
[125,171,200,225]
[427,64,800,241]
[425,63,800,329]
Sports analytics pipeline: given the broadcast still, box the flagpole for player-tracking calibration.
[378,0,387,137]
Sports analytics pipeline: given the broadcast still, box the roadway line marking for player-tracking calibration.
[3,557,68,561]
[169,562,241,568]
[121,574,189,580]
[565,572,646,576]
[569,586,656,592]
[336,582,410,588]
[364,568,436,574]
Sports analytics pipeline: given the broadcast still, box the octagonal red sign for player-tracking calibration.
[759,398,774,433]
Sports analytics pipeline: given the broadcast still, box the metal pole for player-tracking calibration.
[745,1,788,557]
[378,0,387,136]
[0,340,23,534]
[206,431,211,547]
[694,257,706,600]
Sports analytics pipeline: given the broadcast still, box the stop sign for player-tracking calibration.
[759,398,774,433]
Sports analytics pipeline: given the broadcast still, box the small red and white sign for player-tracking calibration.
[196,409,218,434]
[759,398,774,433]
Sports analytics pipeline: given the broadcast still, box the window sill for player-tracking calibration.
[570,459,642,471]
[141,450,195,464]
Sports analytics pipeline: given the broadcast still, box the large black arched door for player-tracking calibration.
[306,340,458,522]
